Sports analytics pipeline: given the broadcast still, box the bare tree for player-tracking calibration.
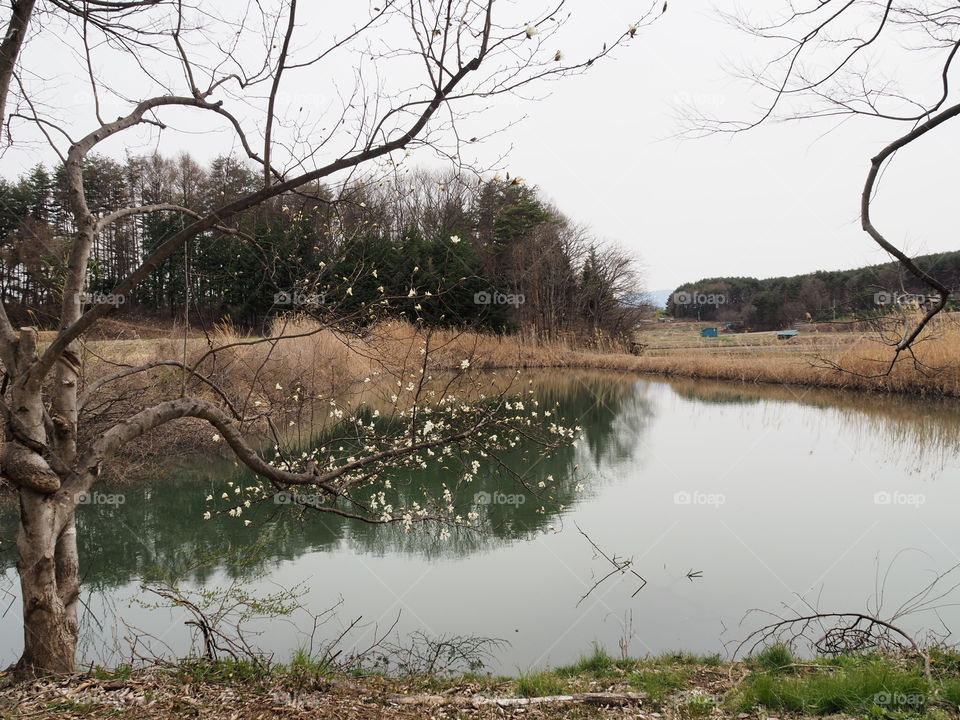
[0,0,660,679]
[693,1,959,371]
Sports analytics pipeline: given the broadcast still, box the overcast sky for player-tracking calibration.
[4,1,957,292]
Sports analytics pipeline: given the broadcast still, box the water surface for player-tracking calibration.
[2,373,959,672]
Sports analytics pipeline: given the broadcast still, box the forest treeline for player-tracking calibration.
[0,154,645,342]
[667,251,960,329]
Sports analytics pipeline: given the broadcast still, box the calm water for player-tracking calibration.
[3,373,960,672]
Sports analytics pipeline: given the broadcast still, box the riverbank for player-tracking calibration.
[449,315,960,398]
[77,314,960,401]
[59,314,960,478]
[3,646,959,719]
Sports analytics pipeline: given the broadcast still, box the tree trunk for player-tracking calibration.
[15,489,78,678]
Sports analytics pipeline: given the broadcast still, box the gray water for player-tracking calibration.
[2,373,960,672]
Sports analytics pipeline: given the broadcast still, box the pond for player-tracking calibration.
[2,373,960,673]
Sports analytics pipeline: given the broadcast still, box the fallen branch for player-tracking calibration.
[385,691,647,708]
[576,522,648,606]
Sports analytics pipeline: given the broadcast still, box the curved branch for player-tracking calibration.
[0,0,36,146]
[263,0,297,187]
[861,102,960,351]
[75,396,491,495]
[78,361,242,417]
[94,202,251,238]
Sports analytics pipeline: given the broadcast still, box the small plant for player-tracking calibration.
[174,657,273,688]
[696,653,724,667]
[752,643,797,673]
[578,644,616,675]
[556,644,618,678]
[645,651,724,667]
[286,647,332,686]
[516,671,568,697]
[91,664,132,680]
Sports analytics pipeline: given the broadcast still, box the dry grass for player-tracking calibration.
[352,316,960,398]
[629,315,960,397]
[75,313,960,434]
[0,656,748,720]
[63,311,960,478]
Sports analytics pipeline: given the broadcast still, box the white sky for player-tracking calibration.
[4,0,958,291]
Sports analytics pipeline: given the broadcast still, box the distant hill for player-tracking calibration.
[668,251,960,330]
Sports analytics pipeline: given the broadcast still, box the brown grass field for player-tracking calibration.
[44,311,957,476]
[69,312,960,411]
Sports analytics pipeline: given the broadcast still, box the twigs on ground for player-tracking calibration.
[385,691,648,708]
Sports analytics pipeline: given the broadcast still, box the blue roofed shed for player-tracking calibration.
[700,327,718,338]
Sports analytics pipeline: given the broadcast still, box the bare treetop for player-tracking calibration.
[688,1,959,364]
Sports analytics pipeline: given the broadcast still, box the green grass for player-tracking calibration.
[627,666,691,700]
[939,677,960,709]
[72,645,960,719]
[173,657,273,687]
[91,664,133,680]
[695,652,724,667]
[516,671,569,697]
[649,651,725,667]
[738,658,930,716]
[284,647,333,682]
[514,646,715,699]
[929,647,960,678]
[750,643,797,673]
[555,645,621,678]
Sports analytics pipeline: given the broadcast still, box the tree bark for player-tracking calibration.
[14,490,78,678]
[6,327,79,678]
